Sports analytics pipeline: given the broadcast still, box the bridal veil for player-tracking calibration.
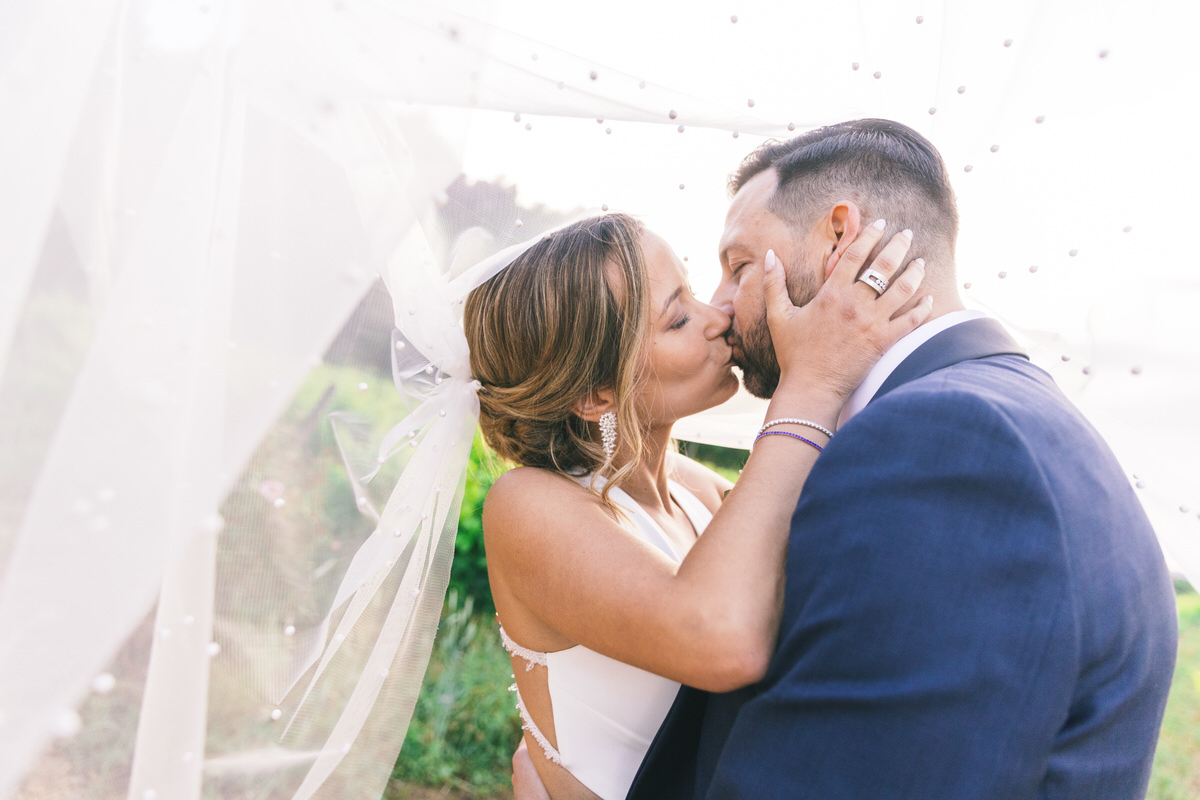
[1,0,1196,797]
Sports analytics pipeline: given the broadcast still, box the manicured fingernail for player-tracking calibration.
[872,219,887,230]
[915,258,926,268]
[765,249,777,271]
[902,229,913,239]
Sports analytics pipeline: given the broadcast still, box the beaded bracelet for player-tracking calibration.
[758,417,835,439]
[754,430,824,453]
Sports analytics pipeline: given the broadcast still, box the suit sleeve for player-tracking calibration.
[706,383,1078,800]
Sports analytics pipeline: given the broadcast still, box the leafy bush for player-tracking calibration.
[282,364,508,614]
[451,436,507,615]
[388,592,520,795]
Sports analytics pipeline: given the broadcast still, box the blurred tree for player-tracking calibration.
[322,175,580,376]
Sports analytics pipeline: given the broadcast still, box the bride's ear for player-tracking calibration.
[823,203,863,280]
[574,389,616,422]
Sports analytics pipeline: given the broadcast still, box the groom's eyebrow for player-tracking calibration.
[660,287,683,316]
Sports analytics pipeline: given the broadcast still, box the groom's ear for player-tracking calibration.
[573,389,616,422]
[822,202,863,280]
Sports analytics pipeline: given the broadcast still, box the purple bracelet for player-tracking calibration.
[754,430,824,452]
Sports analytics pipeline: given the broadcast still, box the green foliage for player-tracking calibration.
[1147,589,1200,799]
[678,441,747,483]
[279,364,509,614]
[388,593,520,795]
[451,435,508,615]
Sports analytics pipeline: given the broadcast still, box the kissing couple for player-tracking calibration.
[459,118,1176,799]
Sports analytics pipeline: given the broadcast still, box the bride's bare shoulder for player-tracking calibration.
[483,467,602,533]
[486,465,588,501]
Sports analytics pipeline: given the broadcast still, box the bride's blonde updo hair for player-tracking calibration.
[464,213,650,500]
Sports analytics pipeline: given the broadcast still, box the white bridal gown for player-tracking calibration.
[500,475,713,800]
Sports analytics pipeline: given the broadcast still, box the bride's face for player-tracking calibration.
[636,231,739,426]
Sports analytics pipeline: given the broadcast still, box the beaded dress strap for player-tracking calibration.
[499,624,548,671]
[509,683,563,765]
[497,624,561,765]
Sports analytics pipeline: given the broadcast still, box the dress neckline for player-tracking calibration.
[583,474,710,562]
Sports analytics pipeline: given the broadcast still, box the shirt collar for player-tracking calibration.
[837,309,987,429]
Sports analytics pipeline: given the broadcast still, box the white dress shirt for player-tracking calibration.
[837,309,987,429]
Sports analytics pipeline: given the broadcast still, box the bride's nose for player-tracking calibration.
[701,302,732,339]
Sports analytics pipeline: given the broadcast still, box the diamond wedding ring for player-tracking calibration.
[858,268,889,295]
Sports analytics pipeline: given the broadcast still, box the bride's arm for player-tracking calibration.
[485,224,931,692]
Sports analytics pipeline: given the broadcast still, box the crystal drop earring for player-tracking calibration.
[599,411,617,459]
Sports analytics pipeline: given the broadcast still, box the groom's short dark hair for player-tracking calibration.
[731,119,959,268]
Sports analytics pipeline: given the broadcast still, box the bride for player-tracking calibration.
[463,212,930,798]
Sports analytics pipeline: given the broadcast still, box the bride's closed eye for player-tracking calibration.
[670,314,692,330]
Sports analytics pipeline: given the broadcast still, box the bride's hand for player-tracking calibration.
[763,221,933,399]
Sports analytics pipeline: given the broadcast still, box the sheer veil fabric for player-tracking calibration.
[1,0,1197,798]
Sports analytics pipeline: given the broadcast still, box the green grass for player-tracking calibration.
[1147,585,1200,800]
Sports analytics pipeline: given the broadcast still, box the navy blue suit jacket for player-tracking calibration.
[628,318,1177,800]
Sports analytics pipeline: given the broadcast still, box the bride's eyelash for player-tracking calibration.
[670,314,691,330]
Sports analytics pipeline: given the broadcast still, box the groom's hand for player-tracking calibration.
[762,222,933,399]
[512,739,552,800]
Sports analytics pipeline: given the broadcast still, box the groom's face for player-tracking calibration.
[712,170,823,398]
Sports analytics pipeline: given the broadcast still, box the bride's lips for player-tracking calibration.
[725,336,743,366]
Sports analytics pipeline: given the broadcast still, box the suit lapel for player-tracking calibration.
[872,317,1028,404]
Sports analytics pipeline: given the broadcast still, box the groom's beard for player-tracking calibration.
[731,313,782,399]
[731,267,822,400]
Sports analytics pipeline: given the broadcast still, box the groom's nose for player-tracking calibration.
[709,282,735,318]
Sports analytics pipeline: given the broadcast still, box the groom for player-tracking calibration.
[628,119,1178,799]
